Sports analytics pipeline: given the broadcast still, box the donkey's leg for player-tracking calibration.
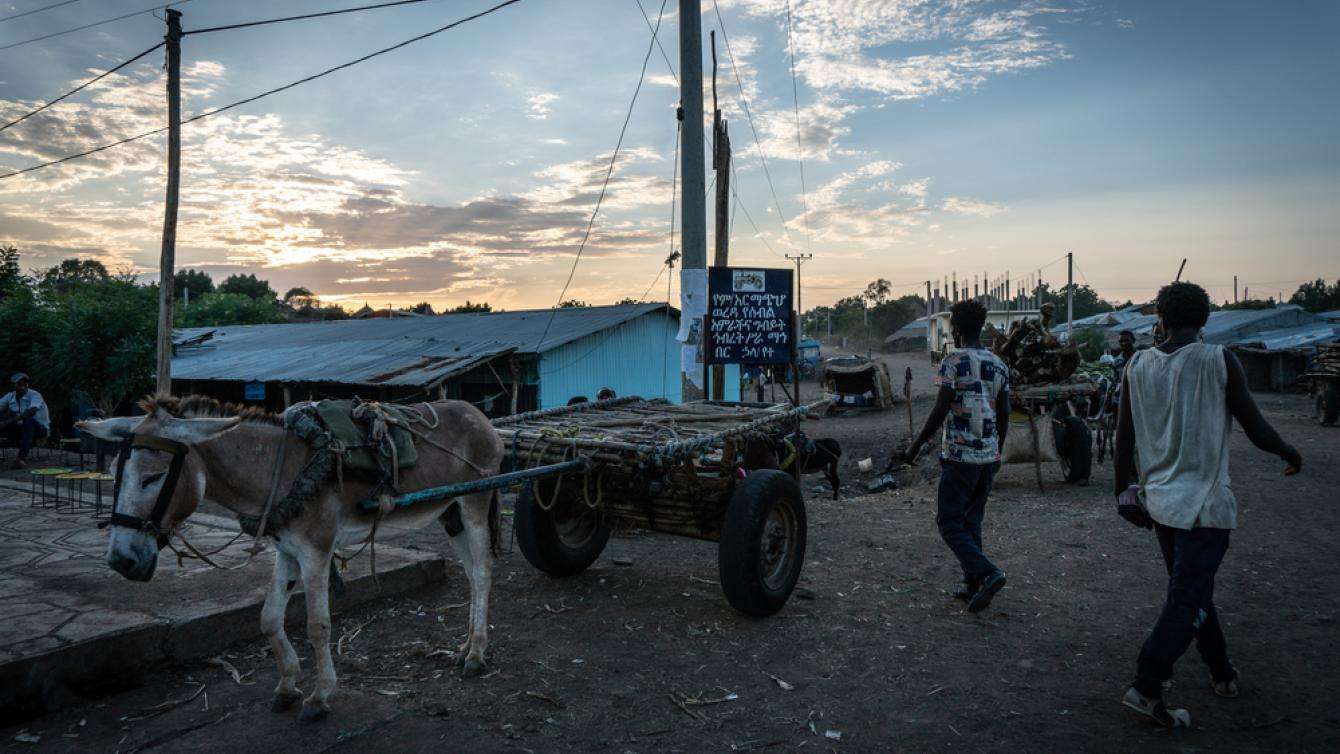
[296,544,337,723]
[445,509,478,662]
[459,491,495,677]
[263,550,303,712]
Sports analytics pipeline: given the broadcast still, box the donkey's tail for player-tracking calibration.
[488,489,502,558]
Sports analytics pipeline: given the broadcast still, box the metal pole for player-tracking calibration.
[1066,251,1074,339]
[679,0,706,399]
[155,9,183,395]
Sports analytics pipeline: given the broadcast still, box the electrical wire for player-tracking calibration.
[633,0,676,86]
[0,40,163,133]
[729,157,783,259]
[783,0,811,254]
[532,0,666,351]
[0,0,522,180]
[0,0,193,52]
[712,0,791,244]
[638,117,680,304]
[0,0,84,25]
[185,0,442,35]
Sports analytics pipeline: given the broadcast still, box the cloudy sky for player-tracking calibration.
[1,0,1336,311]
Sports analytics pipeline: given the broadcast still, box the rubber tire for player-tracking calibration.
[514,479,610,578]
[1057,416,1092,484]
[718,470,807,617]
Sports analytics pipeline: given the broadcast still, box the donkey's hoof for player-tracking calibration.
[298,702,330,724]
[271,692,302,713]
[461,658,487,678]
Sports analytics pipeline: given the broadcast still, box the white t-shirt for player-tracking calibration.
[1,389,50,431]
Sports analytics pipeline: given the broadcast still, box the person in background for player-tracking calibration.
[1113,330,1137,375]
[1,373,50,469]
[1114,282,1302,728]
[901,300,1010,613]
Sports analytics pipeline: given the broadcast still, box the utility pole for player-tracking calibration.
[709,31,730,401]
[1065,250,1074,339]
[786,252,812,403]
[679,0,706,401]
[1234,275,1238,304]
[925,280,932,320]
[155,9,183,395]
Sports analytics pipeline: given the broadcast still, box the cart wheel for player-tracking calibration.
[718,470,807,617]
[514,478,610,578]
[1055,416,1092,485]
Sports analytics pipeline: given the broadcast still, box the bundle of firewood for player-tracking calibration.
[989,303,1081,386]
[1313,342,1340,376]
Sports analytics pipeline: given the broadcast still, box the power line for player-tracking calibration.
[0,0,522,180]
[783,0,811,254]
[730,158,783,260]
[712,0,792,244]
[639,117,681,303]
[533,0,667,351]
[0,40,163,133]
[186,0,443,35]
[0,0,193,52]
[0,0,84,25]
[634,0,676,86]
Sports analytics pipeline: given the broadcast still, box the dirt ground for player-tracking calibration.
[6,354,1339,752]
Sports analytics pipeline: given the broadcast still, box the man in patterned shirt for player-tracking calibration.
[902,300,1011,613]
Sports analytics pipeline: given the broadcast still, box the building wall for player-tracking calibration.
[538,309,740,408]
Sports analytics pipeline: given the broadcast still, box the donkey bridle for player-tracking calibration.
[98,434,190,548]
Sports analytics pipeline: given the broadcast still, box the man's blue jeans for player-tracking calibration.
[1133,523,1234,698]
[3,417,47,460]
[936,460,1000,583]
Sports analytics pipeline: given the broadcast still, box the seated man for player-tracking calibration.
[1,373,50,469]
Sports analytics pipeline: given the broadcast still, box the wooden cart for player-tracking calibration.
[1008,382,1099,488]
[379,397,827,616]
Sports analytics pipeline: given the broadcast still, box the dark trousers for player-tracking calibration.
[936,460,1000,583]
[1133,523,1234,698]
[3,417,47,459]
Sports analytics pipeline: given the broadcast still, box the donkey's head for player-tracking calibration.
[79,403,240,582]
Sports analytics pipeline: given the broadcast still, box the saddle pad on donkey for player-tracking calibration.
[315,399,419,473]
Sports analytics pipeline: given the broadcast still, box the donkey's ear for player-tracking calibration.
[156,416,242,445]
[76,416,142,441]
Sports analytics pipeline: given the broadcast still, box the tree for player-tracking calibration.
[283,286,313,303]
[409,301,436,315]
[179,292,287,327]
[1289,278,1340,313]
[0,245,23,296]
[559,299,588,308]
[449,300,492,313]
[175,269,214,301]
[37,258,108,295]
[217,273,276,300]
[1032,282,1114,321]
[863,278,892,305]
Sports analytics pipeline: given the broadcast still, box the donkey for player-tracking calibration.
[80,395,503,723]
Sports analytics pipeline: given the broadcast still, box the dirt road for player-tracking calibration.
[6,373,1337,752]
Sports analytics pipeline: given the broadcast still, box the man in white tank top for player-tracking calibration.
[1114,282,1302,728]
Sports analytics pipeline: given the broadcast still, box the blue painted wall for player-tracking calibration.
[538,309,740,408]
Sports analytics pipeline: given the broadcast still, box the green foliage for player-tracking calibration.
[804,289,926,347]
[1071,328,1108,362]
[0,245,23,295]
[31,278,157,414]
[37,258,108,296]
[450,300,492,313]
[179,292,287,327]
[175,269,215,301]
[409,301,436,315]
[1218,298,1275,311]
[217,273,276,300]
[559,299,588,308]
[1289,278,1340,313]
[1032,282,1114,321]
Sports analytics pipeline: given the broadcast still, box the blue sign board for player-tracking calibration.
[243,381,266,401]
[705,266,794,365]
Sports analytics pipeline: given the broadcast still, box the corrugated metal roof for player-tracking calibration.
[172,303,674,387]
[1318,309,1340,323]
[1230,323,1340,351]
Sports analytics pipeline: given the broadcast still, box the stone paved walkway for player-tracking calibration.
[0,482,445,724]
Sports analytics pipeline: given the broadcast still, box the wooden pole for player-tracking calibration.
[679,0,707,401]
[1065,250,1074,339]
[155,9,183,396]
[710,31,730,401]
